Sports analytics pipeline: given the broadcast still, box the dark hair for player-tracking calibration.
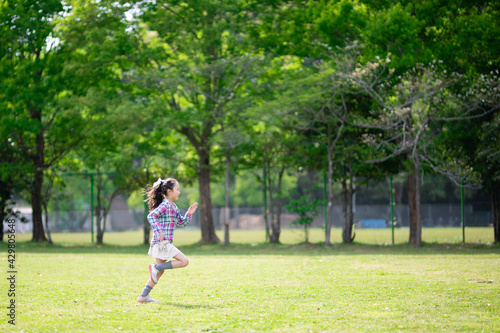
[144,178,178,211]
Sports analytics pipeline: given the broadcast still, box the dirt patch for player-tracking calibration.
[228,214,300,229]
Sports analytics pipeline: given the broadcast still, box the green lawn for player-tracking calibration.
[1,228,499,332]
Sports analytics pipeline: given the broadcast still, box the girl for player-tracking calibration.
[137,177,198,303]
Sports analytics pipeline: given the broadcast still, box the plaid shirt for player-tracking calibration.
[147,198,192,246]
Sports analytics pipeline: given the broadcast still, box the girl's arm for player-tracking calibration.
[176,202,198,227]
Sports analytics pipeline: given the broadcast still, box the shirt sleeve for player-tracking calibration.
[147,203,167,234]
[176,206,192,227]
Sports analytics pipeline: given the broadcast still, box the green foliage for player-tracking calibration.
[286,196,321,226]
[362,2,428,70]
[476,113,500,193]
[1,0,499,243]
[286,195,322,242]
[0,0,75,172]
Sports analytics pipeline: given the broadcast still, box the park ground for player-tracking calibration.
[1,228,499,332]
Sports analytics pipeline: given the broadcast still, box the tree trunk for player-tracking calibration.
[407,168,417,245]
[31,166,47,242]
[341,170,349,243]
[414,157,422,247]
[407,160,423,247]
[179,126,219,243]
[269,207,280,244]
[143,217,151,245]
[96,208,103,244]
[342,166,355,243]
[43,203,52,244]
[223,148,231,246]
[269,225,280,243]
[95,177,104,245]
[97,229,104,244]
[267,166,275,242]
[263,165,269,241]
[273,167,285,244]
[101,215,107,244]
[325,148,334,246]
[267,167,284,244]
[348,175,355,242]
[198,148,219,243]
[96,207,107,244]
[95,179,116,245]
[30,104,46,242]
[492,185,500,244]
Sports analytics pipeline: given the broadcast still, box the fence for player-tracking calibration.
[6,172,493,235]
[7,201,493,236]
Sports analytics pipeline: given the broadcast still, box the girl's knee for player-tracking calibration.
[182,258,189,267]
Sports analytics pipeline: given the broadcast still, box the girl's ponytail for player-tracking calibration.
[144,177,178,211]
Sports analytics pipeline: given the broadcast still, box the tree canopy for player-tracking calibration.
[1,0,499,244]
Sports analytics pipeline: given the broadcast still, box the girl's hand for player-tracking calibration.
[158,232,165,242]
[188,202,198,215]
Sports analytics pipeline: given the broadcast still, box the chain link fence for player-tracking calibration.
[7,173,493,235]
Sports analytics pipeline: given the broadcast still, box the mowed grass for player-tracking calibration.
[1,228,499,332]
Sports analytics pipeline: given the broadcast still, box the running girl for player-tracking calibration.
[137,177,198,303]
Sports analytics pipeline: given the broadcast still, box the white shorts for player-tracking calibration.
[148,240,182,261]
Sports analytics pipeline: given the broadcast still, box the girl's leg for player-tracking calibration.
[155,253,189,270]
[148,258,167,287]
[149,253,189,286]
[155,258,167,281]
[139,256,174,302]
[171,252,189,268]
[138,258,166,302]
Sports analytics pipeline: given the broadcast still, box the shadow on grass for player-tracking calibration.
[158,302,215,310]
[3,240,499,256]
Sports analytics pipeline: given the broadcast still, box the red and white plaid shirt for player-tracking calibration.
[147,198,192,246]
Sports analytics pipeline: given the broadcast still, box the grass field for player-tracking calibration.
[1,228,499,332]
[10,226,498,246]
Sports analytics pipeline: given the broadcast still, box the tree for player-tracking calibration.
[336,131,397,244]
[404,0,500,75]
[286,195,321,243]
[216,128,250,246]
[75,96,146,244]
[0,181,27,242]
[353,0,500,245]
[0,0,89,241]
[476,115,500,243]
[134,0,273,242]
[112,102,192,245]
[250,0,368,58]
[0,132,31,241]
[76,107,119,244]
[266,44,380,245]
[0,0,136,242]
[437,94,500,243]
[41,170,59,244]
[247,123,298,244]
[349,59,500,246]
